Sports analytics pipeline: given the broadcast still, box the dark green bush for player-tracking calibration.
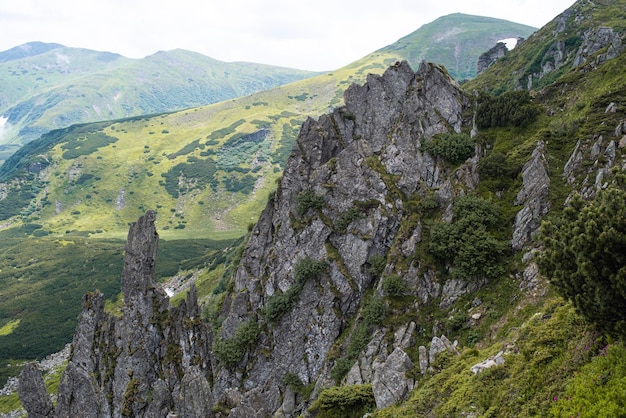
[367,254,386,279]
[362,297,386,325]
[538,177,626,339]
[294,257,328,285]
[421,132,475,164]
[382,274,408,297]
[310,384,375,418]
[265,257,328,322]
[213,320,260,369]
[478,151,509,178]
[335,206,361,232]
[429,194,507,280]
[265,290,297,322]
[421,133,474,164]
[296,189,324,216]
[476,90,540,128]
[160,157,217,197]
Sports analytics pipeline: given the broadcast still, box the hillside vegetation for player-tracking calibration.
[3,2,626,416]
[0,44,317,162]
[0,14,537,393]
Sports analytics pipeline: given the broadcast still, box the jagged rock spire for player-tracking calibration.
[18,363,54,418]
[121,209,159,305]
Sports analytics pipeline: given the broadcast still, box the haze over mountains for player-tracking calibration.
[0,44,317,162]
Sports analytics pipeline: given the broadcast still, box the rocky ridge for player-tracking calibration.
[20,211,215,417]
[18,60,485,417]
[476,41,509,75]
[16,56,590,416]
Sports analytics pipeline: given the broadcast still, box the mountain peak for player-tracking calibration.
[0,41,64,63]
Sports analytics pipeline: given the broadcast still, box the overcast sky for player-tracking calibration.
[0,0,575,72]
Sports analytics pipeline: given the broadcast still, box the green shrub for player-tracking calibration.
[537,177,626,339]
[335,206,361,232]
[367,254,386,279]
[362,297,386,325]
[265,290,297,322]
[296,189,324,216]
[428,194,506,280]
[309,384,375,418]
[61,131,118,159]
[294,257,328,285]
[478,151,508,178]
[421,132,475,164]
[212,320,259,369]
[265,257,328,322]
[382,274,408,297]
[476,90,540,128]
[160,157,217,197]
[550,342,626,417]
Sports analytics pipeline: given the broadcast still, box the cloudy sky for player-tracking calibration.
[1,0,575,71]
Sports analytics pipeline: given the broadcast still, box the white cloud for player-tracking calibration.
[0,0,575,71]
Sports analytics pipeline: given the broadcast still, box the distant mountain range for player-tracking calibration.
[0,44,318,161]
[0,14,535,164]
[0,13,536,241]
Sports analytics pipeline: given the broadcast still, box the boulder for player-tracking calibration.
[471,351,506,374]
[372,348,415,409]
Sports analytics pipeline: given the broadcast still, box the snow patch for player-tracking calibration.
[498,38,519,50]
[0,116,9,141]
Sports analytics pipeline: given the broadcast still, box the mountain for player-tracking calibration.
[0,14,537,242]
[0,44,317,162]
[0,14,533,165]
[0,14,538,395]
[378,13,535,81]
[11,0,626,416]
[0,42,64,63]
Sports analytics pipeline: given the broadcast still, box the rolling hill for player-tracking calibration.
[0,44,318,162]
[6,0,626,415]
[0,13,537,241]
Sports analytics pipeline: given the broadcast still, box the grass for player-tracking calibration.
[375,297,602,417]
[0,320,20,337]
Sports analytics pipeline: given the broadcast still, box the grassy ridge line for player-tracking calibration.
[0,46,318,149]
[1,52,399,240]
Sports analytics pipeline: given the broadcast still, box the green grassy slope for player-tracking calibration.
[0,14,537,241]
[0,44,317,158]
[380,13,536,81]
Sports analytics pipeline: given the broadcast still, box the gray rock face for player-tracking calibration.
[214,61,472,413]
[477,42,508,75]
[470,351,506,374]
[21,61,474,417]
[18,363,54,418]
[37,211,214,418]
[511,141,551,250]
[372,348,415,409]
[573,26,624,67]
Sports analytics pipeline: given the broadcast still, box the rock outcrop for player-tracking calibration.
[19,61,488,416]
[511,141,551,250]
[21,211,215,417]
[477,42,508,74]
[211,60,473,415]
[17,363,54,418]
